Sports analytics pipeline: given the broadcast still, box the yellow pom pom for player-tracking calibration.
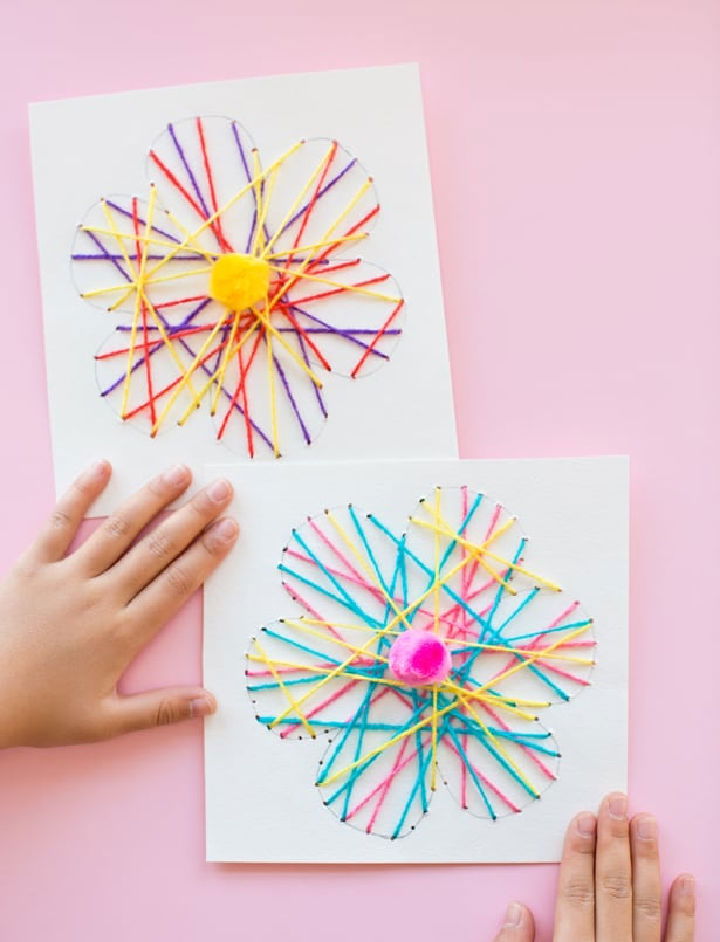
[209,253,270,310]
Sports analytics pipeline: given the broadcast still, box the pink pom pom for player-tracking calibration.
[388,629,452,687]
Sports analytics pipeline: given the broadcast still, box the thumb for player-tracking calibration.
[493,903,535,942]
[105,687,217,737]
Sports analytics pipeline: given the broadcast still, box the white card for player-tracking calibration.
[202,456,629,863]
[29,64,456,515]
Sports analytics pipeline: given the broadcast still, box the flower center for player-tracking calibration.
[209,253,270,310]
[388,629,452,687]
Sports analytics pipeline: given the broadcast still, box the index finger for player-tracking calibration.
[27,460,111,563]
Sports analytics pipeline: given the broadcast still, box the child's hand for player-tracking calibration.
[493,792,695,941]
[0,460,238,748]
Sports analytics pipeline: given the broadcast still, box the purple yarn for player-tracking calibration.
[231,120,253,184]
[82,229,131,283]
[288,303,398,361]
[294,320,328,420]
[167,122,210,219]
[72,253,205,262]
[279,155,358,239]
[272,353,312,446]
[103,199,181,245]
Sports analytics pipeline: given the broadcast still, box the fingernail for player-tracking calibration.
[678,874,695,896]
[608,793,627,820]
[190,695,216,717]
[576,812,596,838]
[636,815,657,841]
[207,479,231,502]
[503,902,523,928]
[162,464,190,487]
[80,459,109,483]
[209,517,239,544]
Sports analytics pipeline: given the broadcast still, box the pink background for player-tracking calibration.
[0,0,717,938]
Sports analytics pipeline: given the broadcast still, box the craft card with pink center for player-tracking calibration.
[29,65,456,514]
[202,456,628,863]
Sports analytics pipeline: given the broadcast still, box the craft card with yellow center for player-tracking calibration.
[29,65,456,513]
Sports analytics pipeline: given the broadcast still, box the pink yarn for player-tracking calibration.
[388,629,452,686]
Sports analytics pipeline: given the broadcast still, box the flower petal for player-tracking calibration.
[147,116,258,256]
[93,308,218,432]
[260,138,379,264]
[247,617,374,743]
[72,193,207,316]
[401,487,535,633]
[279,504,405,631]
[274,259,404,378]
[316,683,434,838]
[449,590,595,707]
[437,709,560,819]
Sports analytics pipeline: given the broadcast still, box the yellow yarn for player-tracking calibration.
[209,253,269,310]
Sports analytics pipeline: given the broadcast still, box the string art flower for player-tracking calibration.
[247,486,595,839]
[71,117,404,456]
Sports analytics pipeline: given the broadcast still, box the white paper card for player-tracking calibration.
[29,64,456,515]
[202,456,629,863]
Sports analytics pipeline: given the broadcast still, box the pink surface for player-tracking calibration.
[0,1,717,938]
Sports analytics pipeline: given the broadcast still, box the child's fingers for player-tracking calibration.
[492,902,535,942]
[74,465,192,575]
[553,812,597,941]
[595,793,633,942]
[629,814,662,942]
[109,479,233,601]
[102,686,217,737]
[124,516,238,647]
[665,875,696,942]
[29,461,111,563]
